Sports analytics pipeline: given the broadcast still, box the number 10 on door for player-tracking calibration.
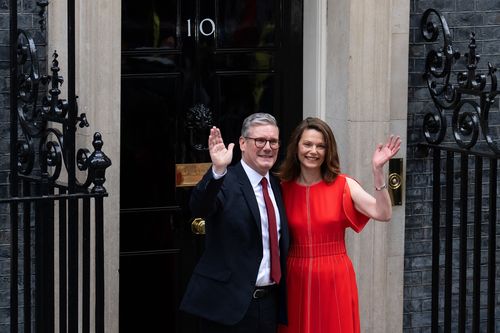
[187,19,216,37]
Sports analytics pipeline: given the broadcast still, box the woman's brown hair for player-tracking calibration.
[278,117,341,183]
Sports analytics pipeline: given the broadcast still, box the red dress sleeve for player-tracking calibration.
[342,175,370,233]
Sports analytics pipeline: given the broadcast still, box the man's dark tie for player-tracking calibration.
[261,177,281,283]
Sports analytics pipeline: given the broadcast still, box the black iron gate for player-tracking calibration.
[2,1,111,332]
[418,9,500,333]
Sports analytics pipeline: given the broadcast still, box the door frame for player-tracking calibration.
[47,0,409,331]
[302,0,327,120]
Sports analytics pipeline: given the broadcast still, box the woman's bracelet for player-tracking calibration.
[375,183,388,191]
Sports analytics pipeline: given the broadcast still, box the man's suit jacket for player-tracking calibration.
[180,161,289,325]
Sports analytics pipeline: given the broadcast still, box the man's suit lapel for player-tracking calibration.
[234,162,262,234]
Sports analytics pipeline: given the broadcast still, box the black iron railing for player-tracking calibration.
[5,0,111,332]
[1,183,108,333]
[418,8,500,333]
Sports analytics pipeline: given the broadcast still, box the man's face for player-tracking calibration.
[239,124,280,176]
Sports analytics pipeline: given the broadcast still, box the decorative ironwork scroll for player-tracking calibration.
[36,1,48,31]
[16,30,111,191]
[421,8,500,154]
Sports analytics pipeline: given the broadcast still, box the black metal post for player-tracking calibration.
[37,173,54,332]
[10,204,19,333]
[487,159,497,333]
[68,198,79,332]
[431,148,441,333]
[472,156,482,332]
[59,190,68,333]
[45,185,55,333]
[458,153,469,333]
[34,185,43,333]
[95,197,105,333]
[23,181,31,333]
[444,151,454,332]
[83,198,91,333]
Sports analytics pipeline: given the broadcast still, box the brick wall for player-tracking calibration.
[406,0,500,331]
[0,0,12,328]
[0,1,46,331]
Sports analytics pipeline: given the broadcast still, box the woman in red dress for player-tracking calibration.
[277,117,401,333]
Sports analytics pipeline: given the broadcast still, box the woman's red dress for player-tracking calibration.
[278,175,369,333]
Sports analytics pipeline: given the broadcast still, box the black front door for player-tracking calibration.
[120,1,302,332]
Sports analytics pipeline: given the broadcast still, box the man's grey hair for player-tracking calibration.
[241,113,278,137]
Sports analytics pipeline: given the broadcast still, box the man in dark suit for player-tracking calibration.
[180,113,289,333]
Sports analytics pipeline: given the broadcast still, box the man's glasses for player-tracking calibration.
[245,137,280,149]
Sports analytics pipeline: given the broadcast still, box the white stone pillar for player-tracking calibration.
[304,0,409,331]
[48,1,121,332]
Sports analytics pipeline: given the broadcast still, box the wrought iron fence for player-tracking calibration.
[1,181,108,333]
[418,8,500,333]
[4,0,111,332]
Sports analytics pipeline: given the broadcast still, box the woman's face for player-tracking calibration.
[297,129,326,171]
